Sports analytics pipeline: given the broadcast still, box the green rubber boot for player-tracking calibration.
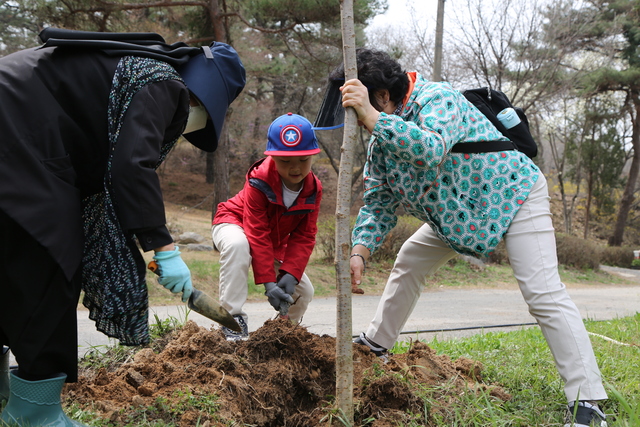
[0,371,87,426]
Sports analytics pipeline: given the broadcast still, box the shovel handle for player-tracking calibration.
[148,261,159,275]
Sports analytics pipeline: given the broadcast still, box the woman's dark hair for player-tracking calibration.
[328,48,409,111]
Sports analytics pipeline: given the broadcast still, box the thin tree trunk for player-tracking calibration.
[207,0,231,219]
[211,111,231,220]
[206,152,214,184]
[335,0,357,422]
[584,171,592,239]
[432,0,445,81]
[609,98,640,246]
[548,131,573,233]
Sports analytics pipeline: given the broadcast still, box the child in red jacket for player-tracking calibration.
[212,113,323,341]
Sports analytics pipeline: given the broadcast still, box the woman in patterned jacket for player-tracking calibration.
[333,48,607,427]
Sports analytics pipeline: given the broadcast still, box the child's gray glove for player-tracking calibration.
[264,282,294,311]
[277,272,298,296]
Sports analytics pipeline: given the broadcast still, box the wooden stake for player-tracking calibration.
[335,0,357,422]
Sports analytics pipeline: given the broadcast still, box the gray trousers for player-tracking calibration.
[365,174,607,403]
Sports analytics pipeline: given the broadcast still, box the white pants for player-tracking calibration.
[365,174,607,402]
[211,223,314,324]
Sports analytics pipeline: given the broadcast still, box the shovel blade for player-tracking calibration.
[188,289,242,332]
[278,301,290,318]
[147,261,241,332]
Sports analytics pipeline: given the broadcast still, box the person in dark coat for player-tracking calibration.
[0,28,245,426]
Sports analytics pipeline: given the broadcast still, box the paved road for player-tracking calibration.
[7,266,640,365]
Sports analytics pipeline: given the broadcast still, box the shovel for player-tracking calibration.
[147,261,241,332]
[279,301,290,319]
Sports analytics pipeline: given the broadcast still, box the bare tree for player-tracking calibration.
[447,0,580,110]
[368,0,593,173]
[547,98,586,234]
[335,2,358,421]
[610,95,640,245]
[541,0,640,245]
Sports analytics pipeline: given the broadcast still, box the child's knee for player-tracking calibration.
[219,234,250,259]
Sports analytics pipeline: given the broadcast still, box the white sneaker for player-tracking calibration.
[222,315,249,341]
[353,332,390,363]
[564,401,607,427]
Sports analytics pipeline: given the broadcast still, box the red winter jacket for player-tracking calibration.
[212,157,323,284]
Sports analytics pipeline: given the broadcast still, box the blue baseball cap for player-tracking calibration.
[178,42,246,152]
[265,113,321,156]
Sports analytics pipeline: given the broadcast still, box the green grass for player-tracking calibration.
[423,257,637,289]
[148,307,190,340]
[427,260,518,288]
[389,313,640,426]
[306,256,638,298]
[185,259,219,284]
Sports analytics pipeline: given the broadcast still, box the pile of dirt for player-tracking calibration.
[64,320,510,426]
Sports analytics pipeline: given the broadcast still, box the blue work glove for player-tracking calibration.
[153,247,193,303]
[277,272,298,296]
[264,281,294,311]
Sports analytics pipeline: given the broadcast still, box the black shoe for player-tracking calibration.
[222,315,249,341]
[353,332,389,362]
[564,401,607,427]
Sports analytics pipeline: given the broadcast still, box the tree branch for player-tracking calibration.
[228,11,297,34]
[90,0,209,12]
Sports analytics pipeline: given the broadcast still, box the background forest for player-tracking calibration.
[2,0,639,248]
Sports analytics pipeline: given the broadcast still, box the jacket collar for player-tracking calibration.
[247,157,319,205]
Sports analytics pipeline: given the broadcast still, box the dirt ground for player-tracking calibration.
[65,319,510,426]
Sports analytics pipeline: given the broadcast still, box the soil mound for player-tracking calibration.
[64,320,510,426]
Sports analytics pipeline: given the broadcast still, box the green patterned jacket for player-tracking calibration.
[352,73,540,257]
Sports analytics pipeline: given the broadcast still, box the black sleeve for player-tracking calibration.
[110,79,189,251]
[132,225,174,251]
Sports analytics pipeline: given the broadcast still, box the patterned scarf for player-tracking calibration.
[81,56,182,346]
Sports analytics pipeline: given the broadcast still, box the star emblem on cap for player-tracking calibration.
[280,125,302,147]
[284,129,298,142]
